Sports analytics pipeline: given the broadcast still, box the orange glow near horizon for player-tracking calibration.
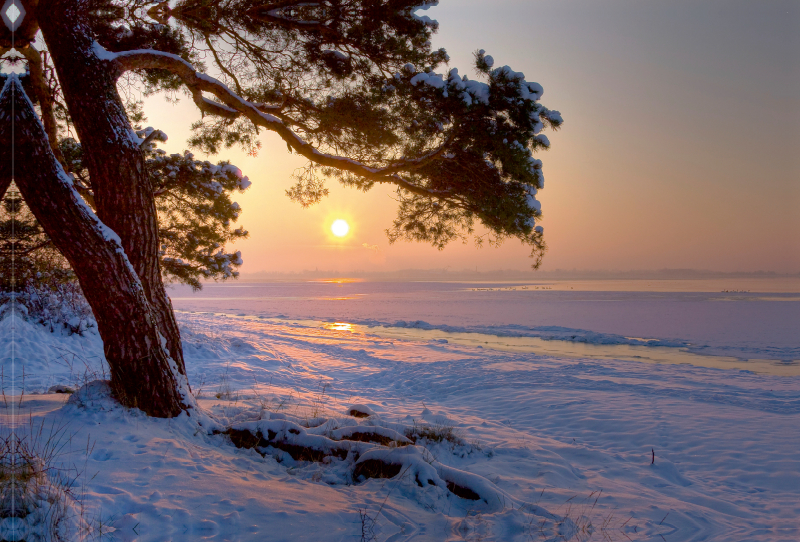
[310,278,364,284]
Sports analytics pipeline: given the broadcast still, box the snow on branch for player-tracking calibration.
[100,43,454,198]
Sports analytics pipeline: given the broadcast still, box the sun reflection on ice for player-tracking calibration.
[324,322,354,332]
[309,278,363,284]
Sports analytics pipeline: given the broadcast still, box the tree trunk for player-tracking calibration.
[0,76,190,418]
[0,170,9,201]
[35,0,186,372]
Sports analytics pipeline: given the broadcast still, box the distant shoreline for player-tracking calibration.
[177,273,800,294]
[230,268,800,283]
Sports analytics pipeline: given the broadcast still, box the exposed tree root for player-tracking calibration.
[222,418,503,505]
[351,459,404,482]
[225,428,350,462]
[445,481,481,501]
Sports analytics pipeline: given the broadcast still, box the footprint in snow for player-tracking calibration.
[91,449,113,461]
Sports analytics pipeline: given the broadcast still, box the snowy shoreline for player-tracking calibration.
[3,307,798,541]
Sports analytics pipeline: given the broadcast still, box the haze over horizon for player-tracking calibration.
[143,0,800,275]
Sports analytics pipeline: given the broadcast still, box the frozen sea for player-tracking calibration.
[3,278,799,541]
[168,278,800,375]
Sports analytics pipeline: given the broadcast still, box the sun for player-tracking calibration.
[331,219,350,237]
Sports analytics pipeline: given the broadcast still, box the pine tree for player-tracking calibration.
[0,0,562,417]
[60,129,251,290]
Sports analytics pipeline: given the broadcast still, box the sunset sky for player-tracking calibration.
[144,0,800,275]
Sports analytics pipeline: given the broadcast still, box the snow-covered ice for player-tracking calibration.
[2,279,798,541]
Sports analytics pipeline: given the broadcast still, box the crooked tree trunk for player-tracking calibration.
[35,0,186,371]
[0,76,190,417]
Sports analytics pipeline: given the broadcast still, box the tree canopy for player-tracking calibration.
[0,0,562,416]
[1,133,251,292]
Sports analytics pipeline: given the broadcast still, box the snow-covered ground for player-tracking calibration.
[2,280,798,541]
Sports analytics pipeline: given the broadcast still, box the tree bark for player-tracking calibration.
[0,76,190,418]
[19,46,65,165]
[0,170,9,201]
[35,0,186,372]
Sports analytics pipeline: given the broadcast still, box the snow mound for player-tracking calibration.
[0,313,107,393]
[347,403,377,418]
[65,379,117,411]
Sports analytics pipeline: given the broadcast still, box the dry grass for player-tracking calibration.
[0,416,98,541]
[404,419,465,447]
[520,489,642,542]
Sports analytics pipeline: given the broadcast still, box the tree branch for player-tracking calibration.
[16,239,53,256]
[19,46,68,168]
[204,35,244,95]
[109,46,451,194]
